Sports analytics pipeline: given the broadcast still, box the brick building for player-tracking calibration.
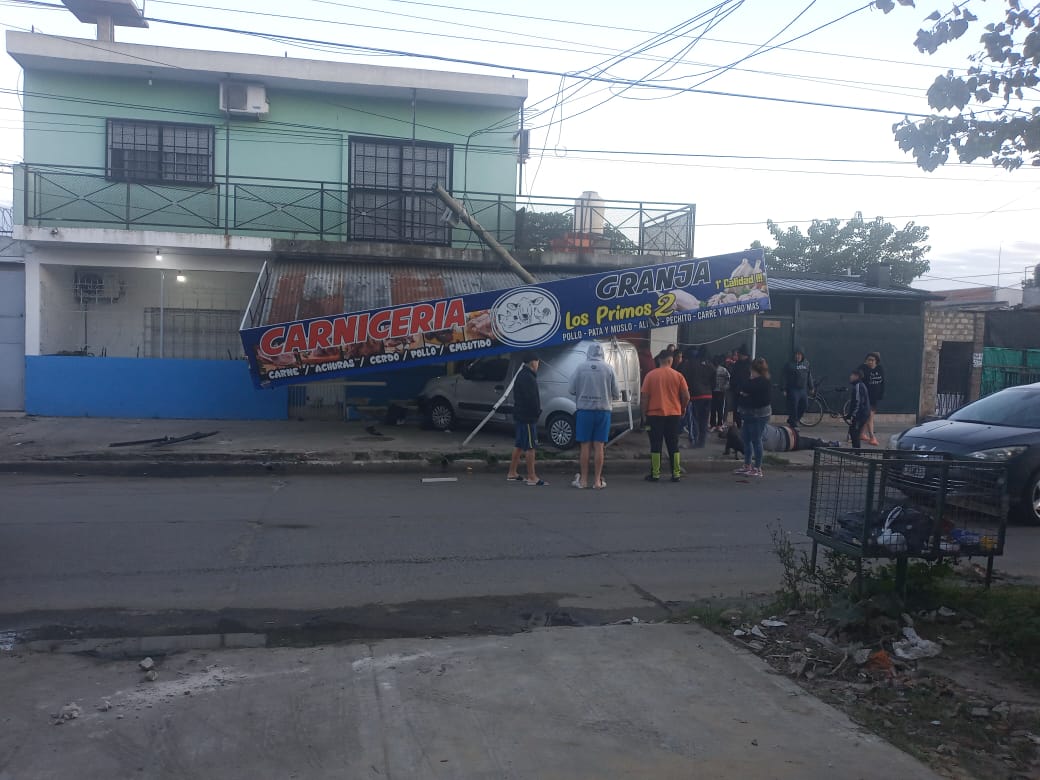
[919,308,986,419]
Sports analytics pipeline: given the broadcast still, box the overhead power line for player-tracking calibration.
[1,2,938,119]
[311,0,969,72]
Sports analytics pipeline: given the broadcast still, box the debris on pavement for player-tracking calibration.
[892,627,942,661]
[700,599,1040,780]
[138,657,155,671]
[787,651,809,679]
[145,670,159,682]
[96,699,112,712]
[52,703,81,724]
[109,431,219,448]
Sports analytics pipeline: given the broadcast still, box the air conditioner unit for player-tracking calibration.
[220,82,269,118]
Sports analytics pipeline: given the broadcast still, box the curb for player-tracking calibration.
[0,456,815,477]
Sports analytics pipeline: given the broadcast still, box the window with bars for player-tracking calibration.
[349,138,452,245]
[144,308,244,360]
[107,119,215,185]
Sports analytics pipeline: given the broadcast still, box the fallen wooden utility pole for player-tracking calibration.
[431,184,537,285]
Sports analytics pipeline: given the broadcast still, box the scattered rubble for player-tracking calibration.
[892,627,942,661]
[138,657,155,671]
[145,670,159,682]
[52,703,81,725]
[711,604,1040,780]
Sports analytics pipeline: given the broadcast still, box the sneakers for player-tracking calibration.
[645,474,660,482]
[734,465,763,477]
[671,474,681,483]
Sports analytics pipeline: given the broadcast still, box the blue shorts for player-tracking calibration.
[514,422,538,451]
[576,409,611,443]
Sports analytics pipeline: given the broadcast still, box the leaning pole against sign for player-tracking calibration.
[240,248,770,389]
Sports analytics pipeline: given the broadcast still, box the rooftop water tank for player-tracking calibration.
[575,191,605,235]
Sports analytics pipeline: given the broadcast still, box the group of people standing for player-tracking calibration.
[504,339,888,489]
[779,347,886,449]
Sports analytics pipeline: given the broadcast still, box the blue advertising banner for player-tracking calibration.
[241,248,769,388]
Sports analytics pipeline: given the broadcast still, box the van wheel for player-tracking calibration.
[427,398,455,431]
[547,412,576,450]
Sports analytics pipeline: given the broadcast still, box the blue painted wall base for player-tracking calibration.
[26,357,288,419]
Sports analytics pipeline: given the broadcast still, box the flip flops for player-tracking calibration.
[506,475,524,482]
[526,479,549,487]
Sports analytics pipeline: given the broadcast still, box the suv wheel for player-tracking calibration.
[547,412,576,450]
[427,398,455,431]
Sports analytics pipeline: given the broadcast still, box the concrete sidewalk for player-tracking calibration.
[0,623,937,780]
[0,414,903,475]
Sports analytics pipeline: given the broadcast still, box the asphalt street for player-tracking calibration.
[2,472,1036,640]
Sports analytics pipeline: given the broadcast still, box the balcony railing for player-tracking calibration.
[17,164,695,256]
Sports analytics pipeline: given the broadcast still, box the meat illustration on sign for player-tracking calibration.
[494,294,553,335]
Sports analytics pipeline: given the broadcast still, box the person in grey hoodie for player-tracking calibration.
[568,342,620,490]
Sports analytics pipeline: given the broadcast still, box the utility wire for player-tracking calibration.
[310,0,970,72]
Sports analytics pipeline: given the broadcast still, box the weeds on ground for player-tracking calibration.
[926,580,1040,682]
[769,523,858,611]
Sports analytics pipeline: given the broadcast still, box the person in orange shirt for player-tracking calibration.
[641,350,691,482]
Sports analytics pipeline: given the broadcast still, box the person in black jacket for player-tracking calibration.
[734,357,772,477]
[845,367,872,449]
[729,345,752,427]
[782,348,813,429]
[506,353,547,486]
[858,352,885,446]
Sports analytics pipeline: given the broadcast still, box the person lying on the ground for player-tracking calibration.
[722,422,840,458]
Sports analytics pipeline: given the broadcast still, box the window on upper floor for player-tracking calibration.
[107,119,215,186]
[349,138,452,245]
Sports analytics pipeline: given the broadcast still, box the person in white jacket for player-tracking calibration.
[568,342,620,490]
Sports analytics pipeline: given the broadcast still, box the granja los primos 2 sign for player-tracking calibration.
[240,248,769,388]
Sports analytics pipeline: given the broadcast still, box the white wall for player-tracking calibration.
[30,246,263,357]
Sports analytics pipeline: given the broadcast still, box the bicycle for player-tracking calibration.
[799,378,851,428]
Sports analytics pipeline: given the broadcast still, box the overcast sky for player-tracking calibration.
[2,0,1038,293]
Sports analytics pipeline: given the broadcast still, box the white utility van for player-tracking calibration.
[418,340,642,449]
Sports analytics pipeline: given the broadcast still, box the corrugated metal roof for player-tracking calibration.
[247,262,934,328]
[252,261,576,326]
[767,276,934,299]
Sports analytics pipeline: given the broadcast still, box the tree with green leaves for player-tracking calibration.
[751,213,931,286]
[515,209,638,254]
[876,0,1040,170]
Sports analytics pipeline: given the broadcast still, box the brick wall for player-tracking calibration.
[919,308,986,418]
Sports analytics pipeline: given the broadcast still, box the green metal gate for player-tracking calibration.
[981,348,1040,397]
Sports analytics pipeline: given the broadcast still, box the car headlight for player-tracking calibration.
[888,433,903,449]
[967,446,1028,461]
